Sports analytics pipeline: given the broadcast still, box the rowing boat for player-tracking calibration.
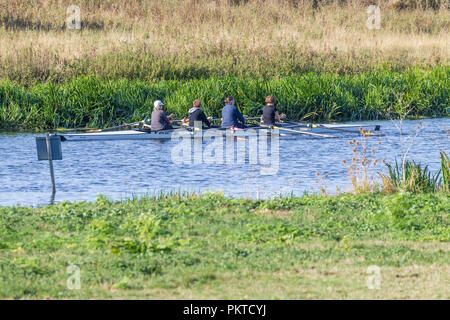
[58,123,381,141]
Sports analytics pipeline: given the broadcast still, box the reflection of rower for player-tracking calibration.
[187,99,211,128]
[261,96,286,126]
[151,100,174,132]
[221,96,246,129]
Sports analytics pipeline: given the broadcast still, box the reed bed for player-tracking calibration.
[380,151,450,193]
[382,159,443,193]
[0,0,448,84]
[0,66,447,130]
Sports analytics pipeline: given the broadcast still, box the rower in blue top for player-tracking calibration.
[221,96,246,129]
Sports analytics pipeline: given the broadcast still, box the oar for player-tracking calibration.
[306,124,383,136]
[56,127,97,132]
[87,121,142,133]
[208,116,261,122]
[88,118,187,132]
[269,125,338,138]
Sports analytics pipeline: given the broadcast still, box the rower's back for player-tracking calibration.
[221,104,245,127]
[188,108,210,127]
[262,104,277,125]
[151,109,168,131]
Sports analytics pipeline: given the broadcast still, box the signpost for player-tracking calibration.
[36,134,62,204]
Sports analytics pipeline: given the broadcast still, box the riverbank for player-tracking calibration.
[0,192,448,299]
[1,1,448,131]
[1,66,448,130]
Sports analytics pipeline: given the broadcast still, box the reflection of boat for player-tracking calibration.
[58,122,381,141]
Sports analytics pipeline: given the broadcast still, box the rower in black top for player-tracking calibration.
[188,99,211,128]
[261,96,286,125]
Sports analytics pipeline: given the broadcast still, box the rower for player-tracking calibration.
[221,96,246,129]
[151,100,174,131]
[187,99,211,128]
[261,95,286,126]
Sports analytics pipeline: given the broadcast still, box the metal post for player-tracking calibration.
[45,133,56,203]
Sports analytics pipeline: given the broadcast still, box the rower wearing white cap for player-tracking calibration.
[150,100,175,131]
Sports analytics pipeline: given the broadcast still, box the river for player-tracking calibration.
[0,118,448,206]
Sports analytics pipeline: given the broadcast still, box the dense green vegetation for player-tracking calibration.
[0,192,448,299]
[0,66,448,130]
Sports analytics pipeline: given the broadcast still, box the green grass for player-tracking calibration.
[0,192,448,299]
[0,66,448,130]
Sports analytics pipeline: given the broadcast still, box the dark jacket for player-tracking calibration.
[262,104,277,125]
[188,107,210,127]
[221,104,245,127]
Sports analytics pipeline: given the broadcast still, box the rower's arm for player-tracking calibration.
[275,111,281,122]
[201,110,211,127]
[236,109,246,124]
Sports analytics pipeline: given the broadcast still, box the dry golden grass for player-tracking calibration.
[0,0,448,82]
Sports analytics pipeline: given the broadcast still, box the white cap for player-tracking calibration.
[154,100,164,108]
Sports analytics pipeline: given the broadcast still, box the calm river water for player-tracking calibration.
[0,118,448,206]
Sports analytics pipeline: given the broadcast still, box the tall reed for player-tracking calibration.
[440,151,450,192]
[381,159,442,193]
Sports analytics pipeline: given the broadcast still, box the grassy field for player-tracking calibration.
[1,66,448,130]
[0,0,448,83]
[0,192,448,299]
[1,0,448,301]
